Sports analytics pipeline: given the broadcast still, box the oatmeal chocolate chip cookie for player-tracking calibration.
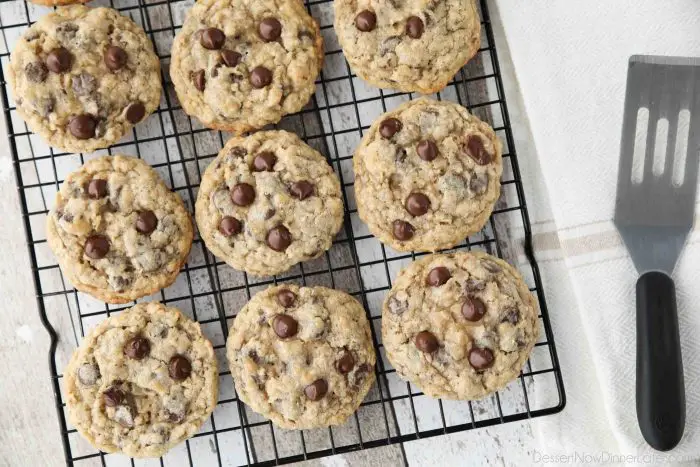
[354,98,502,252]
[334,0,481,94]
[46,155,193,303]
[227,285,376,429]
[382,251,539,400]
[65,302,218,457]
[195,130,344,276]
[7,6,162,153]
[169,0,323,133]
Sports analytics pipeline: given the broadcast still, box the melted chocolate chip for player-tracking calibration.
[272,314,298,338]
[289,181,314,200]
[462,296,486,322]
[193,69,206,92]
[426,267,450,286]
[379,118,402,138]
[414,331,438,353]
[405,16,424,39]
[219,216,242,236]
[25,61,48,83]
[85,235,109,259]
[392,220,414,241]
[87,179,108,199]
[304,379,328,401]
[250,66,273,88]
[68,114,96,139]
[259,18,282,42]
[405,192,430,216]
[355,10,377,32]
[276,289,296,308]
[104,46,127,71]
[464,135,492,165]
[336,351,355,374]
[469,347,494,370]
[220,49,242,67]
[124,336,150,359]
[266,225,292,251]
[46,47,72,73]
[252,152,276,171]
[231,183,255,206]
[125,102,146,124]
[417,140,438,161]
[168,355,192,380]
[103,386,125,407]
[200,28,225,49]
[135,210,158,234]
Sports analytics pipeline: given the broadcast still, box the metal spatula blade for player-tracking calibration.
[613,55,700,451]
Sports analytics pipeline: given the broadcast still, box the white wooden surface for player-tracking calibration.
[0,1,544,465]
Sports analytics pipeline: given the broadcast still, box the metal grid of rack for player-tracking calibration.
[0,0,565,465]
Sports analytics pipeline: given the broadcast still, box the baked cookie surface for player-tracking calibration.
[382,251,539,400]
[46,155,193,303]
[170,0,323,132]
[65,302,218,457]
[334,0,481,93]
[354,98,502,252]
[195,130,344,277]
[227,285,376,429]
[8,6,162,153]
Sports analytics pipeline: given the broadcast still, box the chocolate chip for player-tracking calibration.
[469,172,489,194]
[104,45,127,71]
[231,183,255,206]
[25,61,48,83]
[71,71,96,96]
[85,235,109,259]
[501,308,519,324]
[272,314,298,338]
[304,379,328,401]
[392,220,414,241]
[469,347,494,370]
[200,27,225,49]
[135,210,158,234]
[68,114,96,139]
[250,66,272,88]
[229,146,247,158]
[417,140,438,161]
[252,152,276,171]
[464,135,492,165]
[426,267,450,286]
[220,49,242,67]
[264,208,276,219]
[405,192,430,216]
[193,69,206,91]
[168,355,192,380]
[125,102,146,124]
[87,179,108,199]
[414,331,438,353]
[46,47,72,73]
[289,181,314,200]
[355,10,377,32]
[336,351,355,374]
[124,336,150,359]
[266,225,292,251]
[258,18,282,42]
[379,118,402,138]
[103,386,125,407]
[405,16,424,38]
[462,297,486,322]
[77,363,100,386]
[219,216,242,236]
[482,260,502,273]
[276,289,296,307]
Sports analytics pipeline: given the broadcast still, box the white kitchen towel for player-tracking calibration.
[493,0,700,459]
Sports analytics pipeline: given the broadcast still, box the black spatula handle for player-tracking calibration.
[636,270,685,451]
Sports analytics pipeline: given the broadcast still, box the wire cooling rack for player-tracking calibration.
[0,0,565,465]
